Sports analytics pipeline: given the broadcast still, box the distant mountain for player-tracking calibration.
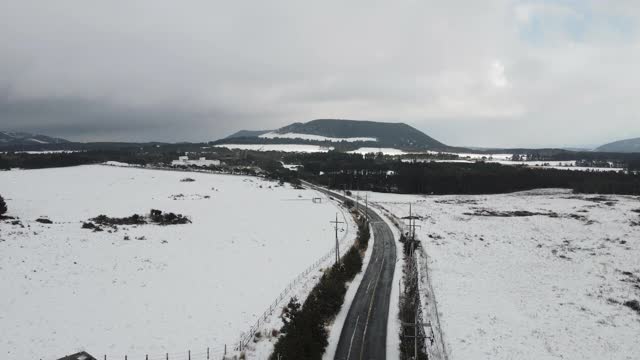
[0,131,70,147]
[216,119,449,150]
[225,130,271,139]
[596,137,640,153]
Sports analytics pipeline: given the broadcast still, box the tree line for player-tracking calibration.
[283,152,640,195]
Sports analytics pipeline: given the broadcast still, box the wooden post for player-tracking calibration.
[224,344,227,356]
[207,347,210,359]
[166,353,169,360]
[146,356,148,360]
[188,350,191,360]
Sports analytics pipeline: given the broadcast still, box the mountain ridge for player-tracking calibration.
[0,131,70,146]
[596,137,640,153]
[216,119,450,150]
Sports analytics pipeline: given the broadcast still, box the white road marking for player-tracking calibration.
[347,315,361,360]
[360,256,386,360]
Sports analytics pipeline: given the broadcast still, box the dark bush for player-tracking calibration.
[36,218,53,224]
[82,222,97,229]
[356,217,370,250]
[0,195,6,216]
[344,199,355,209]
[91,214,147,226]
[624,299,640,314]
[149,209,191,225]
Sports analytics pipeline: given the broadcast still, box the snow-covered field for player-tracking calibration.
[348,147,407,156]
[0,165,353,360]
[214,144,334,153]
[403,158,625,172]
[365,190,640,360]
[259,132,377,143]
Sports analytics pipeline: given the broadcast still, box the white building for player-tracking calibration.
[172,156,222,167]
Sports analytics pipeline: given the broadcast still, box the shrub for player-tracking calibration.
[82,222,97,229]
[624,299,640,314]
[0,195,6,216]
[356,218,370,251]
[149,209,191,225]
[91,214,147,226]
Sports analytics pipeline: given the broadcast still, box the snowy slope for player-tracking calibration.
[259,132,377,142]
[348,147,408,156]
[364,190,640,360]
[213,144,334,153]
[0,165,352,360]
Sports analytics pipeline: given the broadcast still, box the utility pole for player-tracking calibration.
[330,213,344,265]
[401,316,429,360]
[406,203,421,257]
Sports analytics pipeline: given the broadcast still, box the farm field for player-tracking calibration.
[365,189,640,360]
[0,165,353,360]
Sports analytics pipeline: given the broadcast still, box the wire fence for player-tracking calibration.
[91,346,229,360]
[235,193,354,351]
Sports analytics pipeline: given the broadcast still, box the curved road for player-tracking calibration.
[304,182,397,360]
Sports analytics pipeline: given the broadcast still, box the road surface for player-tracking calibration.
[303,182,397,360]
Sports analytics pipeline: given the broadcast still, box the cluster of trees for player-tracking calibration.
[0,151,148,170]
[270,216,369,359]
[287,153,640,195]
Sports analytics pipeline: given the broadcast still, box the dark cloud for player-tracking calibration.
[0,0,638,147]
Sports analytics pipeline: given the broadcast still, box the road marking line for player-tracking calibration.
[347,315,361,360]
[360,254,386,360]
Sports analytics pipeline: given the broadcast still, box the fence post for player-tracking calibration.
[146,356,148,360]
[189,350,191,360]
[166,353,169,360]
[224,344,227,356]
[207,347,210,360]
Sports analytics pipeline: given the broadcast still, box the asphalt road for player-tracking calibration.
[303,182,397,360]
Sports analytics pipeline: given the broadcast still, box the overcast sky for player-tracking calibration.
[1,0,639,147]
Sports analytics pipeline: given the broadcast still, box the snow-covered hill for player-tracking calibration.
[0,165,354,360]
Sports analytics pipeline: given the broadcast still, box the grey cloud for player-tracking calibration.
[0,0,639,147]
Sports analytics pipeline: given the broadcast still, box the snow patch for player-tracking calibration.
[259,132,377,142]
[214,144,334,153]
